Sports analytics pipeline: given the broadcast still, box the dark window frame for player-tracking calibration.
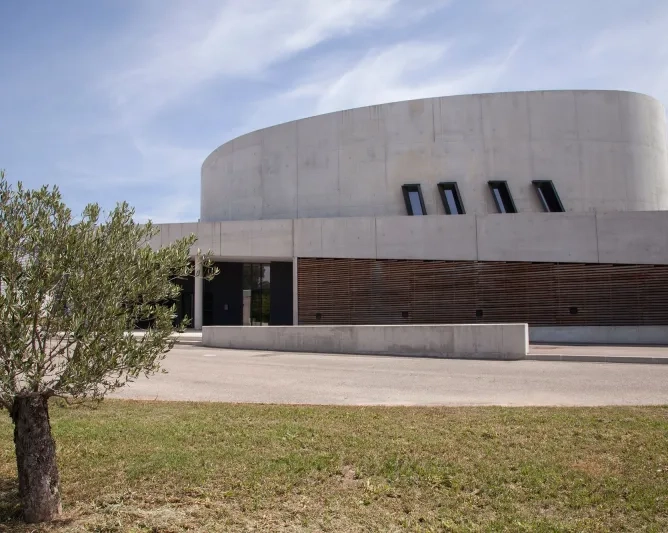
[437,182,466,215]
[488,180,517,213]
[532,180,565,212]
[401,184,427,216]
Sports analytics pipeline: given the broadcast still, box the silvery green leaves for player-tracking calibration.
[0,170,216,406]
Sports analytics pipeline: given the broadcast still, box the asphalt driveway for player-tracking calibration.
[112,344,668,406]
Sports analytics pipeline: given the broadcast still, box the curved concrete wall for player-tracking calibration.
[201,90,668,222]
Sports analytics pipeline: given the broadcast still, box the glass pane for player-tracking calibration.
[261,290,270,325]
[408,190,423,215]
[261,264,270,325]
[242,288,251,325]
[252,264,262,289]
[445,189,459,214]
[242,263,252,290]
[493,188,505,213]
[536,186,549,211]
[251,288,262,325]
[540,183,563,212]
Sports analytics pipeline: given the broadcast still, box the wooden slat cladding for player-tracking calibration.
[298,258,668,326]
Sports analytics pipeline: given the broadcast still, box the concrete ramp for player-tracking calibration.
[202,324,528,360]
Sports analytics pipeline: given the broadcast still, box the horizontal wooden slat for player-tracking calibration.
[298,258,668,326]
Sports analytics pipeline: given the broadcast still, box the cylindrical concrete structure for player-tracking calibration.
[201,90,668,222]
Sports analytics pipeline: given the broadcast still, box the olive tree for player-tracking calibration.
[0,171,215,522]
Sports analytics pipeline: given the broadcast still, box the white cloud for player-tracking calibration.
[28,0,668,226]
[313,39,523,114]
[134,190,199,224]
[105,0,402,124]
[84,0,458,222]
[238,37,524,134]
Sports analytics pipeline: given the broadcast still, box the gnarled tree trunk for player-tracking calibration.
[10,396,62,523]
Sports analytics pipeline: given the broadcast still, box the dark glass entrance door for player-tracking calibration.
[243,263,270,325]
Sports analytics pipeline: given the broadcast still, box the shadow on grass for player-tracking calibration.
[0,475,21,522]
[0,476,75,529]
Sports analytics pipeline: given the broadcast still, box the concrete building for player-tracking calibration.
[154,90,668,344]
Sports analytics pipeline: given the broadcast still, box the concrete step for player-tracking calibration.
[527,354,668,364]
[528,344,668,364]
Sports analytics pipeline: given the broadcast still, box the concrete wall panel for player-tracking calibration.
[435,94,482,141]
[261,122,298,220]
[596,211,668,264]
[530,326,668,345]
[577,141,629,212]
[201,90,668,222]
[477,213,599,263]
[154,210,668,266]
[375,215,477,260]
[383,98,434,146]
[202,324,529,360]
[527,91,578,141]
[481,92,530,141]
[338,140,388,217]
[618,92,667,148]
[338,105,384,147]
[575,91,623,142]
[294,218,376,259]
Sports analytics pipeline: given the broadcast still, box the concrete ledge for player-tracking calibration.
[527,354,668,365]
[530,326,668,345]
[202,324,529,360]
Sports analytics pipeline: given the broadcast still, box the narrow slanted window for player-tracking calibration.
[437,182,465,215]
[488,181,517,213]
[402,184,426,216]
[532,180,565,212]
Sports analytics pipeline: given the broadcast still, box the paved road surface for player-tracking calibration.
[112,344,668,406]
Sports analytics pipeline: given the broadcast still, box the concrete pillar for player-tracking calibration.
[292,258,299,325]
[194,255,203,330]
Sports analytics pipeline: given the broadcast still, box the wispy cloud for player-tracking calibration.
[312,38,523,114]
[239,37,524,134]
[2,0,667,225]
[86,0,457,221]
[105,0,404,124]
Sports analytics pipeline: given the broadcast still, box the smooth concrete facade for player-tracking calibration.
[201,90,668,222]
[149,89,668,346]
[202,324,529,360]
[530,326,668,346]
[153,210,668,266]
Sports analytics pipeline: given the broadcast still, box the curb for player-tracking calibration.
[527,354,668,364]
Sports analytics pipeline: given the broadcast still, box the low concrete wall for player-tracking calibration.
[530,326,668,345]
[202,324,529,360]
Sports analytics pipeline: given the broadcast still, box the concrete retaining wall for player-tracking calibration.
[530,326,668,345]
[202,324,529,360]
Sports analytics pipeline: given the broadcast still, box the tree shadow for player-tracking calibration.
[0,475,21,522]
[0,475,75,528]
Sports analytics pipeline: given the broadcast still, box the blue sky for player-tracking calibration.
[1,0,667,222]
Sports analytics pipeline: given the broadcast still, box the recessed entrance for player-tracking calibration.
[199,261,293,327]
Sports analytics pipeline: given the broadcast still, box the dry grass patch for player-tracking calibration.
[0,401,666,532]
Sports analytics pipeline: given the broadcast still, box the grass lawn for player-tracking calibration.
[0,401,666,532]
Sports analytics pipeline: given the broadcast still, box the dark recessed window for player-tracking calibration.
[488,181,517,213]
[476,309,484,318]
[569,307,578,315]
[533,180,565,212]
[437,182,466,215]
[402,184,427,216]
